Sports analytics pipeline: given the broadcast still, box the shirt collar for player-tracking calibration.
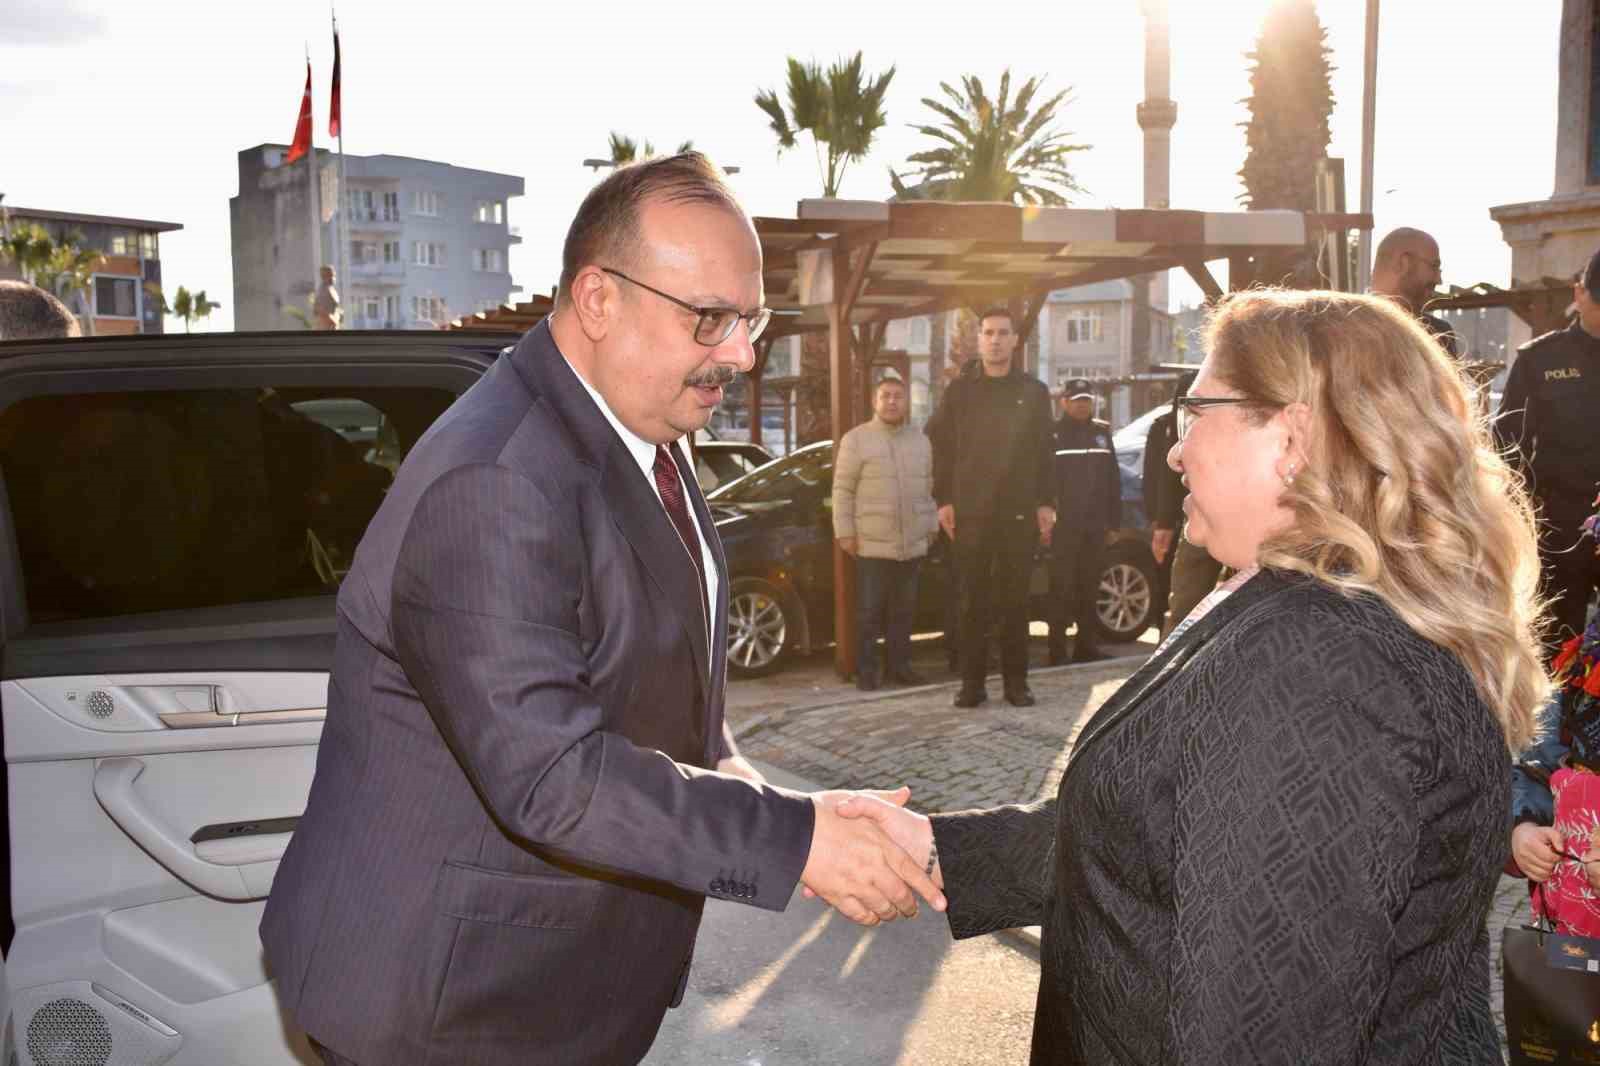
[561,354,668,482]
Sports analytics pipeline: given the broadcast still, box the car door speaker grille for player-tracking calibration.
[24,999,108,1066]
[12,982,179,1066]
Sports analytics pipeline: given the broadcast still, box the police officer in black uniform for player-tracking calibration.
[1047,378,1121,664]
[1496,246,1600,655]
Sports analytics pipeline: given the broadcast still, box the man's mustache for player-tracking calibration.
[684,365,738,388]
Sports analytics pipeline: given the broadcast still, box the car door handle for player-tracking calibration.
[92,757,277,901]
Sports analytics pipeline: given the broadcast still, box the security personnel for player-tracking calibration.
[1048,378,1121,664]
[927,308,1056,708]
[1496,247,1600,655]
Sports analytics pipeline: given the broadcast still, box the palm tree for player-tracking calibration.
[755,53,895,197]
[5,225,101,335]
[889,71,1090,205]
[0,223,57,285]
[150,285,221,333]
[606,133,695,164]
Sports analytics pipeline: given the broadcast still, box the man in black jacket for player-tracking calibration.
[927,308,1056,708]
[1496,246,1600,655]
[1048,379,1120,664]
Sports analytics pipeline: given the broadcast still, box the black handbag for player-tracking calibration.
[1503,885,1600,1064]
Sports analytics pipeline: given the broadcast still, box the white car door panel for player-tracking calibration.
[0,334,496,1066]
[8,672,324,1066]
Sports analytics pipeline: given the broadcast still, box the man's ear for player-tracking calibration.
[568,267,614,342]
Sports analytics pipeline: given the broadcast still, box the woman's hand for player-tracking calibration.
[1512,822,1563,882]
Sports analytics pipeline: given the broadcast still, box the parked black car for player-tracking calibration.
[710,437,1159,678]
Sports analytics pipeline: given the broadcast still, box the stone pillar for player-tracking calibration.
[1135,0,1177,411]
[1490,0,1599,349]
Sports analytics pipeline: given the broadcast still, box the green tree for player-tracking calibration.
[1237,0,1335,210]
[3,223,100,335]
[0,223,56,284]
[147,284,221,333]
[606,132,695,164]
[755,52,895,197]
[889,71,1090,205]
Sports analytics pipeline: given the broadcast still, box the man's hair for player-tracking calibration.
[874,375,906,393]
[977,306,1015,328]
[558,152,744,306]
[0,280,81,340]
[1373,227,1436,271]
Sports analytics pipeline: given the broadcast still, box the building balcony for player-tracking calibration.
[347,212,404,233]
[349,261,406,286]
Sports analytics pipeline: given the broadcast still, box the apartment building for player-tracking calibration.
[229,144,523,331]
[0,206,182,334]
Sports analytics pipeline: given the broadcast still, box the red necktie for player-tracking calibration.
[653,444,709,638]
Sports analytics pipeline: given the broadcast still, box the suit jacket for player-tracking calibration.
[932,569,1509,1065]
[261,321,816,1066]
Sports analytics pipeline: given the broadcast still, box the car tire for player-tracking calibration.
[726,577,794,678]
[1096,551,1156,644]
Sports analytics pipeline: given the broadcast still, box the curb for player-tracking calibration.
[731,650,1149,743]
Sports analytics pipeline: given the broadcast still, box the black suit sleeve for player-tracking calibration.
[928,388,956,508]
[390,462,814,911]
[1032,387,1058,511]
[930,800,1056,938]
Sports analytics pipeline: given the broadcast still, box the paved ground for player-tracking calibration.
[724,631,1526,1060]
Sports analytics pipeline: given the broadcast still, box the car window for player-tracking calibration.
[708,442,832,503]
[0,386,453,624]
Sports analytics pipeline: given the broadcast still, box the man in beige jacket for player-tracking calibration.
[833,376,938,690]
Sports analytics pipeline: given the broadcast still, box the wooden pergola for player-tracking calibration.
[1426,278,1575,338]
[444,294,554,333]
[750,198,1370,679]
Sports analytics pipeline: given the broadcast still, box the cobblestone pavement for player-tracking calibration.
[729,642,1526,1059]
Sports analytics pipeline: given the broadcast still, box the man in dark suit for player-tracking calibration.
[261,153,942,1066]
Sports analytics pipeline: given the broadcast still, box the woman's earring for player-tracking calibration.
[1283,464,1296,487]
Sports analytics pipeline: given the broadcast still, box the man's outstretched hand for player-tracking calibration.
[800,787,946,925]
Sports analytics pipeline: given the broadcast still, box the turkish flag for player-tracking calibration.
[329,31,342,138]
[286,61,313,164]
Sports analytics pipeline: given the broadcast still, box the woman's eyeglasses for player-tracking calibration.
[1174,396,1255,440]
[601,267,772,346]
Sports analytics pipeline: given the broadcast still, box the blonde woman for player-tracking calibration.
[842,289,1548,1065]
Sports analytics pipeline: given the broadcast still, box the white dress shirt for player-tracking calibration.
[563,358,719,661]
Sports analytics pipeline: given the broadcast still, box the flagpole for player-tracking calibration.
[334,8,350,326]
[305,44,323,310]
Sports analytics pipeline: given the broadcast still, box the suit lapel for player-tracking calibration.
[1062,571,1285,779]
[675,444,728,761]
[507,323,712,698]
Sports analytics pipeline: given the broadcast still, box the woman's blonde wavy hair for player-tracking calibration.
[1205,288,1549,752]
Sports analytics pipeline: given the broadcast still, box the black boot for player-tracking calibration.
[953,683,987,708]
[1003,680,1036,707]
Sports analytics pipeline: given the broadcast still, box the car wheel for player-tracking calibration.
[727,578,793,678]
[1097,554,1155,643]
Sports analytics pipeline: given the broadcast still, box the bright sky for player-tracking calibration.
[0,0,1560,332]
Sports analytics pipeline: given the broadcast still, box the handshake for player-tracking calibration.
[798,787,945,925]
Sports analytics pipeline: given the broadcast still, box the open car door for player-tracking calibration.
[0,332,497,1065]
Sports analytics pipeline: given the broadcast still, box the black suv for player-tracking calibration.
[710,439,1158,678]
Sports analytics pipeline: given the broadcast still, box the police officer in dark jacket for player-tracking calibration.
[1047,379,1121,664]
[927,307,1056,708]
[1496,246,1600,655]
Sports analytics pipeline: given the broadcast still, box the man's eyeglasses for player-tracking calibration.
[601,268,771,346]
[1174,396,1255,440]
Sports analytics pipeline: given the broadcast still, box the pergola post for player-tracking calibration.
[748,337,771,445]
[831,242,876,680]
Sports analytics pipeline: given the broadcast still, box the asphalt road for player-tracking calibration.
[643,763,1043,1066]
